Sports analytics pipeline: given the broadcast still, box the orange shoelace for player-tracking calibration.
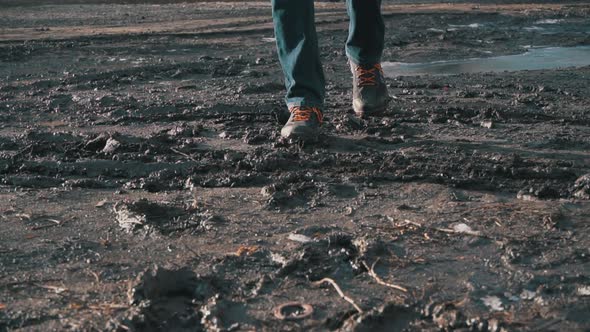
[355,63,384,87]
[289,106,323,123]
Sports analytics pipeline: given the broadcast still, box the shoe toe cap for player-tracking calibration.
[281,124,319,140]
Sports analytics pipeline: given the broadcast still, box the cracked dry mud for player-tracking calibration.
[0,1,589,331]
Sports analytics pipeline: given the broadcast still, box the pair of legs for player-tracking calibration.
[271,0,385,109]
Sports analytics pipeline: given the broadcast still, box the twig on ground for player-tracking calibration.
[30,218,64,231]
[88,270,101,283]
[170,148,198,162]
[361,259,408,293]
[312,278,364,314]
[36,284,67,294]
[15,213,32,220]
[493,217,503,227]
[0,278,61,290]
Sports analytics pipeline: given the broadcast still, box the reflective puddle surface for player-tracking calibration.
[383,46,590,77]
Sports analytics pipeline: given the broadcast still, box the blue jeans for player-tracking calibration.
[271,0,385,109]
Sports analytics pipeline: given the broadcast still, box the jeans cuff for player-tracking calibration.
[346,50,382,66]
[286,99,324,109]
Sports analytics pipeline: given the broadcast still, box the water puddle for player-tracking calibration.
[383,46,590,77]
[534,19,564,25]
[519,17,590,35]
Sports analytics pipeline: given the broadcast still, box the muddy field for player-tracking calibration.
[1,1,590,331]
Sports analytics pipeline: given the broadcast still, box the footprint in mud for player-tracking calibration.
[516,184,561,201]
[112,199,221,235]
[276,232,363,281]
[262,174,359,211]
[112,266,256,332]
[342,303,419,332]
[276,230,398,283]
[200,296,255,331]
[111,266,212,332]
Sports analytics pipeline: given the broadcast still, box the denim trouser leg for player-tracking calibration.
[346,0,385,65]
[271,0,325,108]
[271,0,385,108]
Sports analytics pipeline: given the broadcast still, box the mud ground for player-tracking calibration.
[0,1,589,331]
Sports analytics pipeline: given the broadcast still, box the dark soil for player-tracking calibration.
[0,1,589,331]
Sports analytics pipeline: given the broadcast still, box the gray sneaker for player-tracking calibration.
[350,62,390,118]
[280,106,323,141]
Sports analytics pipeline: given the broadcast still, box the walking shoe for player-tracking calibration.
[350,62,390,118]
[280,106,323,140]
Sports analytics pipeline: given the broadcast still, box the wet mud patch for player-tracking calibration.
[383,46,590,77]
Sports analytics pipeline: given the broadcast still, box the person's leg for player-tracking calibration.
[346,0,389,118]
[271,0,325,109]
[345,0,385,65]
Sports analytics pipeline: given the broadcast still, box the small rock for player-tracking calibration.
[95,199,108,208]
[578,286,590,296]
[102,137,121,154]
[452,223,478,234]
[288,233,313,243]
[260,185,276,198]
[480,120,494,129]
[481,296,504,311]
[344,206,354,216]
[520,289,536,300]
[270,252,288,266]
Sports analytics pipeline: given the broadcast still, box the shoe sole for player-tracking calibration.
[282,132,320,142]
[281,127,321,142]
[354,104,387,119]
